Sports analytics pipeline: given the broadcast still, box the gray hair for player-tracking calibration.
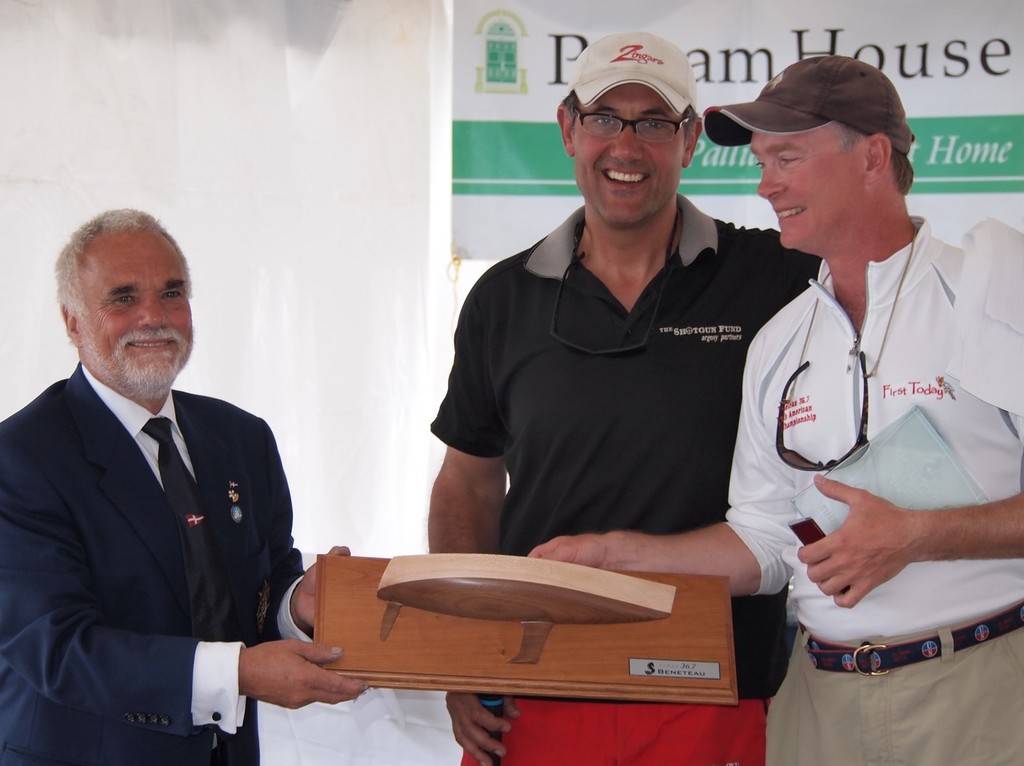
[55,208,190,315]
[834,123,915,196]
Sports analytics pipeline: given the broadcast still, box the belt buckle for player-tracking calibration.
[853,642,888,676]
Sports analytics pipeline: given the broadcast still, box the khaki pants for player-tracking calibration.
[768,624,1024,766]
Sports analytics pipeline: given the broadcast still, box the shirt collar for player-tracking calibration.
[524,194,720,279]
[80,365,179,440]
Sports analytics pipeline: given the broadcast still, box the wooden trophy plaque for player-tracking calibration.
[314,554,737,705]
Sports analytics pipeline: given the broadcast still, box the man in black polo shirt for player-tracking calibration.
[429,31,819,766]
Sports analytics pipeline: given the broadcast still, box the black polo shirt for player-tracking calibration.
[432,197,820,698]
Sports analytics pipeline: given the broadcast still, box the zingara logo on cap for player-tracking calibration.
[610,44,665,66]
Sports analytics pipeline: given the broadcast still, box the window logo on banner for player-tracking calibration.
[475,10,528,94]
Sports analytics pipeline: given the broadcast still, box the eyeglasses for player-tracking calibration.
[574,108,691,143]
[776,351,869,471]
[549,257,669,354]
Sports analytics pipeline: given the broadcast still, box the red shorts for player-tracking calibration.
[461,697,768,765]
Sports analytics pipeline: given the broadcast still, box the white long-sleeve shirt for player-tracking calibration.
[726,218,1024,642]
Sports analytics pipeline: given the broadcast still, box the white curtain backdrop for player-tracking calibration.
[7,2,1017,764]
[0,0,463,762]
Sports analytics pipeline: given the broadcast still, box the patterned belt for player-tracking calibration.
[805,598,1024,676]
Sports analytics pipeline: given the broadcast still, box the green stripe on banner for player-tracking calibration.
[453,115,1024,195]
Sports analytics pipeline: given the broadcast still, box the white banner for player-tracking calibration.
[453,0,1024,258]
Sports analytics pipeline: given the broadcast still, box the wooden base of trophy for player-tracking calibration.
[314,554,737,705]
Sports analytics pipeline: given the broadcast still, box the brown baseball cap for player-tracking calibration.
[703,55,914,154]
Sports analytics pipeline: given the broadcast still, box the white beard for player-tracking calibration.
[81,326,193,405]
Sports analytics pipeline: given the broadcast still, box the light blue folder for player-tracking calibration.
[791,406,988,535]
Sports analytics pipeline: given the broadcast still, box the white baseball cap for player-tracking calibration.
[568,31,697,114]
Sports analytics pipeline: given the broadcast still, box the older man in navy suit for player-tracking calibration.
[0,209,366,765]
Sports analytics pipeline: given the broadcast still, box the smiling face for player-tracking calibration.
[63,229,193,412]
[750,123,870,255]
[558,83,700,233]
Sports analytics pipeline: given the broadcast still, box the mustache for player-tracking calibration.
[118,326,189,349]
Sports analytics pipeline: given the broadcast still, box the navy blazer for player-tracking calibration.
[0,366,305,765]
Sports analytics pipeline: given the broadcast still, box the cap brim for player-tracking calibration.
[575,75,693,115]
[703,104,831,146]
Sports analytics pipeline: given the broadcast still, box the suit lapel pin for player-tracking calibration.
[228,481,243,523]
